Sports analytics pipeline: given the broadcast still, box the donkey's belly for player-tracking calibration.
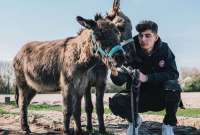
[25,72,60,92]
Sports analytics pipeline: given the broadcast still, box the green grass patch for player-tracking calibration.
[104,107,112,114]
[29,104,112,113]
[144,108,200,118]
[90,107,111,114]
[29,104,62,111]
[0,108,9,114]
[8,101,62,111]
[9,101,17,106]
[8,101,200,118]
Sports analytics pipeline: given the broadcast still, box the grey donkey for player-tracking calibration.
[83,0,135,133]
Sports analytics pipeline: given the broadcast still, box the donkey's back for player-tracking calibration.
[13,38,68,92]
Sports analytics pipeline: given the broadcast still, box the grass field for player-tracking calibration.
[0,108,8,114]
[3,101,200,118]
[144,108,200,118]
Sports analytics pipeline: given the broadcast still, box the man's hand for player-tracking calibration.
[138,71,148,83]
[110,66,118,76]
[103,57,118,76]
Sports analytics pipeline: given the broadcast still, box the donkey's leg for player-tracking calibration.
[62,86,73,135]
[27,89,36,105]
[73,94,83,135]
[18,86,36,134]
[84,85,93,131]
[95,82,106,132]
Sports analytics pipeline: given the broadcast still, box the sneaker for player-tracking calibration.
[137,115,142,127]
[127,122,133,135]
[162,124,174,135]
[127,115,142,135]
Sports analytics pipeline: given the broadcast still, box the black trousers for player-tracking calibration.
[109,89,180,126]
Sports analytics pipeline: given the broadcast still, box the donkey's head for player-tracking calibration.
[76,15,125,67]
[106,0,136,66]
[106,0,132,41]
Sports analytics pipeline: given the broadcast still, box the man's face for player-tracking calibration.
[138,29,158,51]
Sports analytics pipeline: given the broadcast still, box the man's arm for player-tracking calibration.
[110,68,131,86]
[147,47,179,83]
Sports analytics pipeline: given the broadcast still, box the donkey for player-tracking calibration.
[106,0,136,63]
[13,15,125,135]
[83,0,135,132]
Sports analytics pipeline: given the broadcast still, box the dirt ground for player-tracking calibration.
[0,93,200,135]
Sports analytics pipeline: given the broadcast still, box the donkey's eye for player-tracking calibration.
[94,31,102,40]
[113,28,120,34]
[117,25,125,32]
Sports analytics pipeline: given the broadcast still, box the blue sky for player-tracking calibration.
[0,0,199,69]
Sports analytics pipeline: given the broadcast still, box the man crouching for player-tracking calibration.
[109,20,182,135]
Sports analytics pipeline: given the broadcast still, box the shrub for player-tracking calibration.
[183,76,200,92]
[0,75,8,94]
[0,61,14,94]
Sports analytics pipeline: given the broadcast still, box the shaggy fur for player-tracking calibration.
[83,0,135,132]
[13,15,123,135]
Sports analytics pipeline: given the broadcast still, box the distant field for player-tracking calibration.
[1,92,200,108]
[2,101,200,118]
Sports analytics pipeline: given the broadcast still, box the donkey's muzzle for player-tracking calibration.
[112,51,125,67]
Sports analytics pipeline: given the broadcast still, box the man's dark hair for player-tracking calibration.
[136,20,158,33]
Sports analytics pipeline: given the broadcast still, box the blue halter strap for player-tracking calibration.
[108,45,124,57]
[91,32,133,58]
[96,45,124,58]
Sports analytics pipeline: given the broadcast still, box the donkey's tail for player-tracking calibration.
[14,84,19,107]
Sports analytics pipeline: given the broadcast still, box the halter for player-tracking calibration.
[91,32,134,58]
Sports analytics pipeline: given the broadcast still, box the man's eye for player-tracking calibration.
[145,35,152,38]
[139,34,153,38]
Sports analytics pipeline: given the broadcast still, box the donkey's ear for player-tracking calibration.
[112,0,120,12]
[76,16,97,29]
[106,0,120,21]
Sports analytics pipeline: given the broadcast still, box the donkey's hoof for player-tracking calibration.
[74,129,89,135]
[63,128,74,135]
[22,127,31,134]
[81,130,89,135]
[86,125,93,131]
[99,127,106,133]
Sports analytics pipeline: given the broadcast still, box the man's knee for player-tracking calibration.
[163,80,182,92]
[109,93,132,121]
[163,80,181,103]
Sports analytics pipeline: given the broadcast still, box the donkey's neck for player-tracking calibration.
[62,29,108,79]
[76,29,105,68]
[76,29,94,64]
[63,29,100,68]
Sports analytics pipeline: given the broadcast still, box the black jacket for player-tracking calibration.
[111,35,181,91]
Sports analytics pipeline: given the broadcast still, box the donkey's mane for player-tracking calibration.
[77,28,85,36]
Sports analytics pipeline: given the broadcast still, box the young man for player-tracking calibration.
[109,20,181,135]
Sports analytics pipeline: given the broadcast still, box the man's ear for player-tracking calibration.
[156,35,159,41]
[76,16,97,29]
[155,34,159,41]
